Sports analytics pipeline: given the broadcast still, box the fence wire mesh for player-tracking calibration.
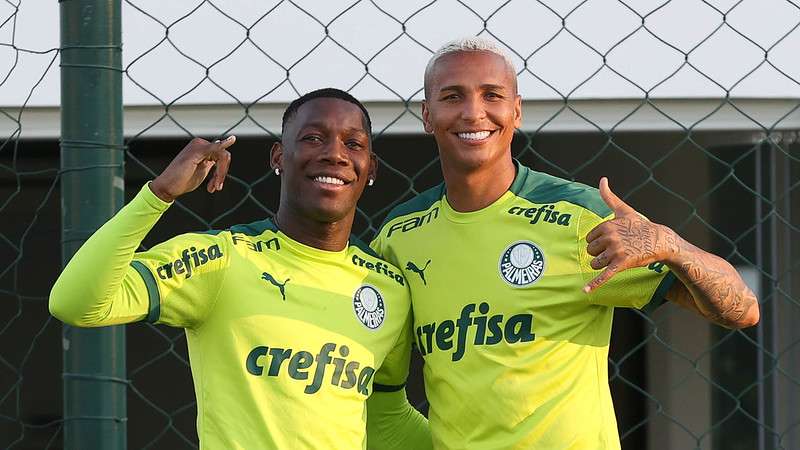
[1,0,799,449]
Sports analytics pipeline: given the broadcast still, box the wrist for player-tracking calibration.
[656,224,683,264]
[148,179,176,203]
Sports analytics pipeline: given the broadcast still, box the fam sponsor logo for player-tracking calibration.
[156,244,223,280]
[508,205,572,226]
[245,342,375,396]
[386,207,439,237]
[415,302,534,362]
[232,233,280,252]
[353,285,385,330]
[499,241,546,287]
[351,254,405,286]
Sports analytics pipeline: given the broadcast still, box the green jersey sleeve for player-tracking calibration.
[369,233,395,268]
[367,311,431,450]
[373,312,413,389]
[130,230,229,327]
[577,209,675,309]
[49,184,228,329]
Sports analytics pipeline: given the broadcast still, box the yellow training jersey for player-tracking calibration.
[50,184,413,449]
[370,162,675,450]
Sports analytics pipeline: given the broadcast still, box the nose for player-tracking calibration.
[460,94,486,123]
[319,140,349,166]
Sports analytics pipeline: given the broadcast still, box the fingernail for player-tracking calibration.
[219,183,223,190]
[583,285,590,293]
[226,136,235,141]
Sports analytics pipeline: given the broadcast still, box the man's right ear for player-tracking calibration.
[421,100,434,134]
[270,142,283,173]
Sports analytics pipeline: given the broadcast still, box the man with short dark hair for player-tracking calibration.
[50,88,431,449]
[370,37,759,450]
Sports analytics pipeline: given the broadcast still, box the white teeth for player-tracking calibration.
[314,176,345,185]
[458,131,491,140]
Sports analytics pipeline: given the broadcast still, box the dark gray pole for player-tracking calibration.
[59,0,126,448]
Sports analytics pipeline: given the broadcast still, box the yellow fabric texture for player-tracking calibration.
[50,183,430,449]
[371,163,674,450]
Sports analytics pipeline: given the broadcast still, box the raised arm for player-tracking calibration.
[49,137,235,326]
[583,177,759,329]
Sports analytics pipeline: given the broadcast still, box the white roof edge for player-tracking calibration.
[4,98,799,139]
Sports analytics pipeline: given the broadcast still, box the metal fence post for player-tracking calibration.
[59,0,126,449]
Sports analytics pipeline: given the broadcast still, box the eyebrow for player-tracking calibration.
[438,83,508,93]
[297,123,368,135]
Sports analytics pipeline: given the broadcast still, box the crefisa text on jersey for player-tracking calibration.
[156,244,222,280]
[508,204,572,226]
[351,255,405,286]
[245,342,375,396]
[416,302,534,362]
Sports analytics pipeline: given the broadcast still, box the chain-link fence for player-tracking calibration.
[1,0,799,448]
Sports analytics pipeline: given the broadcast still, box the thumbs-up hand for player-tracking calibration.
[583,177,669,293]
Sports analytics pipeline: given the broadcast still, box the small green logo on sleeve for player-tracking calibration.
[508,205,572,226]
[156,244,223,280]
[351,254,405,286]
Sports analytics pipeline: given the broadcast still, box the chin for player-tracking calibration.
[305,204,352,224]
[444,149,499,172]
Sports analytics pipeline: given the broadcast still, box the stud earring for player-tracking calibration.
[274,168,280,175]
[368,179,374,186]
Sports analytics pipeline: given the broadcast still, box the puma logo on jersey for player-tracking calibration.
[261,272,290,300]
[405,259,431,285]
[508,205,572,226]
[156,244,223,280]
[416,302,535,362]
[386,207,439,237]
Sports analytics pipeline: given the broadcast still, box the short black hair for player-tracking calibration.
[281,88,372,139]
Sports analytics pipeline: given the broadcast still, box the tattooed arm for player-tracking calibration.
[584,178,759,329]
[659,233,759,328]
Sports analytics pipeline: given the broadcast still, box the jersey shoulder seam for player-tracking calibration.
[513,166,612,218]
[193,230,233,329]
[350,235,380,258]
[376,183,445,232]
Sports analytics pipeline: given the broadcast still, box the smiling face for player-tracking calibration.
[422,50,521,173]
[272,97,376,224]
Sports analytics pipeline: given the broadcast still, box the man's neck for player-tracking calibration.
[442,155,516,212]
[274,208,352,252]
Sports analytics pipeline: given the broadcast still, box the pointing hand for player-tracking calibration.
[150,136,236,203]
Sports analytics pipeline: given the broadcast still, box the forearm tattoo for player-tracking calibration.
[665,231,757,328]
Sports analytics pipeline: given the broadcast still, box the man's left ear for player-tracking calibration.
[513,94,522,128]
[368,151,378,186]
